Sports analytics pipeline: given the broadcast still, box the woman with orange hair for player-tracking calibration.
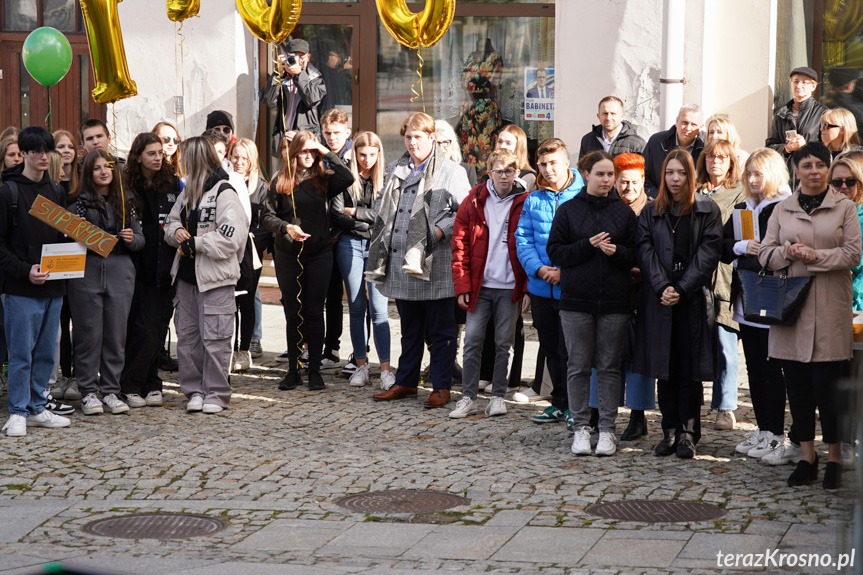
[634,150,723,459]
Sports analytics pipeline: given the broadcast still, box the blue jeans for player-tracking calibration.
[253,287,262,341]
[589,368,656,410]
[711,324,739,411]
[335,235,390,363]
[4,295,62,416]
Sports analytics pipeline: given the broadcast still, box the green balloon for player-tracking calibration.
[22,27,73,87]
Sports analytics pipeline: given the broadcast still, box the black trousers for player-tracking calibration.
[657,303,703,444]
[121,281,175,395]
[480,312,524,388]
[235,267,262,351]
[59,296,73,377]
[739,325,786,436]
[394,298,456,390]
[276,248,332,372]
[324,248,343,355]
[782,359,846,444]
[530,295,568,411]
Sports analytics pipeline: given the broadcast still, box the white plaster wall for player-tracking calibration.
[709,0,777,152]
[554,0,775,153]
[555,0,664,149]
[111,4,256,153]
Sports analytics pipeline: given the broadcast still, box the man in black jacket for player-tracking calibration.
[643,104,704,198]
[765,66,828,189]
[261,38,327,157]
[0,127,71,437]
[578,96,646,159]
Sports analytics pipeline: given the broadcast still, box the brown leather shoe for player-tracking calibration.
[424,389,451,408]
[372,385,418,402]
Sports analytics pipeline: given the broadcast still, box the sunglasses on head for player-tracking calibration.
[161,136,180,145]
[830,177,858,188]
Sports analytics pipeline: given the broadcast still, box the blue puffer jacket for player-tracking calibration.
[515,168,584,299]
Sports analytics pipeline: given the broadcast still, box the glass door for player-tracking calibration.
[258,17,360,175]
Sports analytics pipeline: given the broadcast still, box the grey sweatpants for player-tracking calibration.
[67,253,136,397]
[561,310,629,432]
[461,287,519,400]
[174,281,235,407]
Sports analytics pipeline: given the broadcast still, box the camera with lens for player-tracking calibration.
[286,53,298,67]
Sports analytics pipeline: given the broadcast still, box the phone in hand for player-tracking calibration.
[785,129,798,140]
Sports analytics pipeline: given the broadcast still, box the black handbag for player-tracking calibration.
[738,248,813,326]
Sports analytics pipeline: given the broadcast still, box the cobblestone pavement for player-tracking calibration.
[0,304,857,574]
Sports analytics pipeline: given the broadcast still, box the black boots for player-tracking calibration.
[654,430,677,456]
[788,454,819,487]
[278,371,302,391]
[620,410,648,441]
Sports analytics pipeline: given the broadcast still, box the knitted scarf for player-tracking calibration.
[365,145,446,283]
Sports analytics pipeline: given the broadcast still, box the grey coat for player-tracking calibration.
[700,181,746,329]
[369,150,470,301]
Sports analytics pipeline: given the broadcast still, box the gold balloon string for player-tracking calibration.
[177,20,188,135]
[272,42,305,371]
[110,104,126,228]
[410,48,426,112]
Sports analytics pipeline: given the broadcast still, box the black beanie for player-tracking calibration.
[206,110,234,131]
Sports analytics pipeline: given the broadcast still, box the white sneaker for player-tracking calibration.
[513,387,547,403]
[380,370,396,391]
[82,393,104,415]
[480,380,493,393]
[145,391,163,407]
[747,431,776,459]
[202,404,224,414]
[27,410,71,428]
[102,394,129,414]
[320,354,341,370]
[735,429,763,455]
[571,426,592,455]
[595,431,618,456]
[186,394,204,412]
[762,437,802,465]
[2,414,27,437]
[233,350,252,372]
[449,397,478,419]
[122,394,147,408]
[485,396,507,416]
[349,364,370,387]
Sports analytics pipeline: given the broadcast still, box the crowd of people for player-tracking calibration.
[1,63,861,493]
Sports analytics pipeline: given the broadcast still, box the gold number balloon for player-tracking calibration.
[376,0,455,49]
[167,0,200,22]
[80,0,137,104]
[236,0,303,45]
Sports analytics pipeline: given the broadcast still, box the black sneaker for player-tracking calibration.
[676,438,696,459]
[45,395,75,416]
[278,371,302,391]
[308,370,326,390]
[341,354,358,376]
[159,349,178,371]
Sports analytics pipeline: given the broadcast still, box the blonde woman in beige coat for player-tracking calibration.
[759,142,862,490]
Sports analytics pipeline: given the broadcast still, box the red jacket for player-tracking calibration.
[452,181,528,312]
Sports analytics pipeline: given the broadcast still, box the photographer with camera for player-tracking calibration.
[261,38,327,157]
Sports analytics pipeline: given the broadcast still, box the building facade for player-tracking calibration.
[0,0,857,172]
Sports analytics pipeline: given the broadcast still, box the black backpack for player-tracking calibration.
[4,180,65,227]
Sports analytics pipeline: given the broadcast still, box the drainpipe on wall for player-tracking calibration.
[660,0,686,128]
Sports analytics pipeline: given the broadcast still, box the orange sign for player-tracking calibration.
[28,194,118,258]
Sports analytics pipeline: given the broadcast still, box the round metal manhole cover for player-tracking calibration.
[335,490,470,513]
[82,513,227,539]
[586,500,725,523]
